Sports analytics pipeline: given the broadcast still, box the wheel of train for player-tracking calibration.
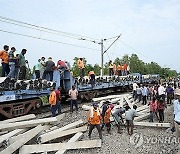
[35,99,43,109]
[83,91,97,101]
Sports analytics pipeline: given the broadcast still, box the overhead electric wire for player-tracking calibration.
[0,29,100,51]
[104,35,121,41]
[0,16,99,41]
[0,19,83,40]
[103,45,110,60]
[119,40,152,61]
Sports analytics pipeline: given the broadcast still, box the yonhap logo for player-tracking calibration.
[130,133,180,149]
[130,133,144,148]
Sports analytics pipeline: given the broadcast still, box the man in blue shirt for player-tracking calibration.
[142,84,148,105]
[166,84,174,104]
[7,47,16,78]
[174,88,180,138]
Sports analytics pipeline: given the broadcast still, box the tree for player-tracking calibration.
[93,64,101,76]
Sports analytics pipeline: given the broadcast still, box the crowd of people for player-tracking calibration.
[48,81,180,141]
[108,60,130,76]
[0,45,72,81]
[0,45,28,80]
[132,82,175,123]
[86,83,180,140]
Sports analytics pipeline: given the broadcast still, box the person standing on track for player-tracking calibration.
[173,88,180,137]
[112,107,125,133]
[166,84,174,104]
[148,97,158,122]
[55,86,62,114]
[125,105,138,135]
[103,104,114,134]
[157,97,166,123]
[101,101,108,130]
[158,84,166,102]
[69,85,78,112]
[49,86,57,117]
[142,84,148,105]
[132,82,138,100]
[88,103,102,140]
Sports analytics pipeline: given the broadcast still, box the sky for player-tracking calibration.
[0,0,180,72]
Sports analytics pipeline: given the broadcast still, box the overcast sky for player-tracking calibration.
[0,0,180,72]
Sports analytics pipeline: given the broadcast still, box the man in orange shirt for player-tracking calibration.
[88,103,102,139]
[103,104,114,134]
[113,63,117,75]
[117,63,122,76]
[123,63,127,76]
[49,86,57,117]
[77,58,85,77]
[88,71,95,87]
[0,45,10,77]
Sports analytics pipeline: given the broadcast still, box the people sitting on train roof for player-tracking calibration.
[88,71,95,87]
[77,58,85,78]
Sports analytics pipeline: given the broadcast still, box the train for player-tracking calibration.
[0,69,160,119]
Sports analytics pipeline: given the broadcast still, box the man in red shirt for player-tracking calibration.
[57,60,67,70]
[55,86,62,114]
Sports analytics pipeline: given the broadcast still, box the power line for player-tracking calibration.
[0,19,81,40]
[0,29,100,51]
[0,16,99,41]
[119,40,152,61]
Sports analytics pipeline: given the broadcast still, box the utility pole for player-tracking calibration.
[100,34,121,76]
[101,39,104,76]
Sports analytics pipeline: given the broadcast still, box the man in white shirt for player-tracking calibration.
[69,85,78,112]
[40,57,46,78]
[142,84,148,105]
[158,84,166,102]
[174,88,180,138]
[132,82,138,100]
